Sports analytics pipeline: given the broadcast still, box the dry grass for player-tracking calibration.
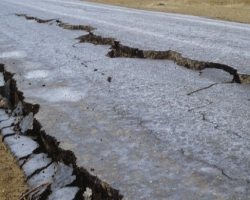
[195,0,250,4]
[83,0,250,23]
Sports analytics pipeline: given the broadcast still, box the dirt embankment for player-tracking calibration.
[0,135,28,200]
[83,0,250,24]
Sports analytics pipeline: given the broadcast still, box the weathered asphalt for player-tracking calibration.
[0,0,250,199]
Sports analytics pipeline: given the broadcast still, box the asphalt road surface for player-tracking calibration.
[0,0,250,199]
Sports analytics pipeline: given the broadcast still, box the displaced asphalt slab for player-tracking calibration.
[0,72,79,199]
[0,0,250,199]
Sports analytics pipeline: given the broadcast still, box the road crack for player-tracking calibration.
[58,21,95,32]
[77,33,250,84]
[188,100,213,112]
[180,148,250,184]
[15,14,55,23]
[187,83,217,96]
[15,13,250,84]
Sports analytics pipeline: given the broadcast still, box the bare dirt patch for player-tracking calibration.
[83,0,250,23]
[0,135,28,200]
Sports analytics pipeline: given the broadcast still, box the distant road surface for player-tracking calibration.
[1,0,250,199]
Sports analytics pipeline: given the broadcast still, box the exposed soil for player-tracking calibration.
[83,0,250,24]
[0,135,29,200]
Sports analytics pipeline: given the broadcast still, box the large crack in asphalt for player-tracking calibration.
[15,13,250,84]
[58,21,96,32]
[15,14,95,32]
[0,64,122,200]
[77,32,250,84]
[15,14,55,24]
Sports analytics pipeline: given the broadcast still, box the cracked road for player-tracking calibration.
[1,0,250,199]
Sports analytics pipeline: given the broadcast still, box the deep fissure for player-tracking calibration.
[0,63,123,200]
